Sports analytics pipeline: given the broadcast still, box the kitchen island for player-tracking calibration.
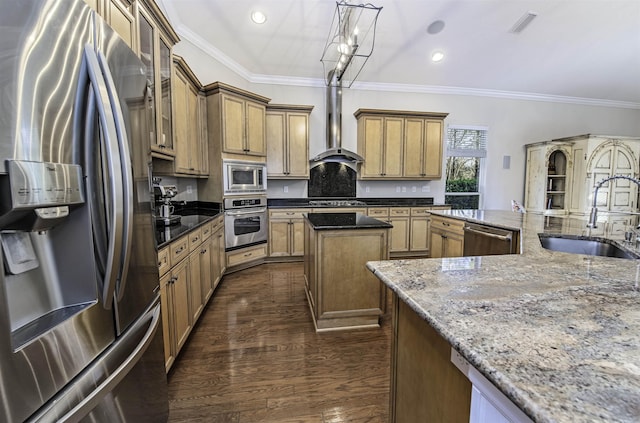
[368,210,640,423]
[304,212,392,331]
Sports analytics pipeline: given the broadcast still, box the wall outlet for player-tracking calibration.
[283,186,289,193]
[396,186,401,193]
[402,187,406,193]
[186,185,192,194]
[365,186,370,193]
[412,186,417,193]
[422,185,430,193]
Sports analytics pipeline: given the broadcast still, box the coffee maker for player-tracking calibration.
[153,178,181,226]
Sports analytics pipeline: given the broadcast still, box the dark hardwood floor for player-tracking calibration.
[167,262,392,423]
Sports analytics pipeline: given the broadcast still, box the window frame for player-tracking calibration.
[444,125,488,210]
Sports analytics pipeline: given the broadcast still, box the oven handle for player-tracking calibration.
[225,207,267,216]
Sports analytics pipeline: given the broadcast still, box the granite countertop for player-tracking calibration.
[367,210,640,423]
[268,197,442,208]
[305,212,393,230]
[155,203,222,248]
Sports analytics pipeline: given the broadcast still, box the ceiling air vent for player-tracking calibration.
[510,11,537,33]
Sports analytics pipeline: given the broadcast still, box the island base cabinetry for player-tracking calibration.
[304,223,389,331]
[391,294,471,422]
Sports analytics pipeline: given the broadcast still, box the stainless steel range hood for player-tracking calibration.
[310,70,364,165]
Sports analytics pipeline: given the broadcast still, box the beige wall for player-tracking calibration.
[174,40,640,210]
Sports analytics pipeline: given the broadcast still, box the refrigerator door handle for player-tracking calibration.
[96,50,134,302]
[27,298,162,423]
[84,45,124,309]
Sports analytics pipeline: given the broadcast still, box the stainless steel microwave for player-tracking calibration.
[223,160,267,195]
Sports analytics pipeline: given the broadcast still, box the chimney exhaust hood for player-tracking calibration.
[310,70,364,164]
[311,1,381,167]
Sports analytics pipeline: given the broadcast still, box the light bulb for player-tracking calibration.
[431,51,444,62]
[251,11,266,24]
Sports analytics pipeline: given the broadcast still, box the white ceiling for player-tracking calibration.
[157,0,640,107]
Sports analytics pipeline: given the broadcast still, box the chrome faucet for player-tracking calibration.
[587,175,640,228]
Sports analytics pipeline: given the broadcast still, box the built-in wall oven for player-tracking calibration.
[223,160,267,196]
[224,196,268,251]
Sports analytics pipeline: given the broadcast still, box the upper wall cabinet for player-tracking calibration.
[173,56,208,176]
[355,109,448,180]
[524,135,640,215]
[204,82,271,160]
[135,0,180,160]
[84,0,136,48]
[266,104,314,179]
[155,56,208,177]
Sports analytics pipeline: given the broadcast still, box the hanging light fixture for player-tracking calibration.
[320,1,382,87]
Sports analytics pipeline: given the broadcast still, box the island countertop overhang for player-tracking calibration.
[367,210,640,423]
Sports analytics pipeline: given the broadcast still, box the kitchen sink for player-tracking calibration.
[538,235,640,259]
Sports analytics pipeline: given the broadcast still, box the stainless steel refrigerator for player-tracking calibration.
[0,0,169,421]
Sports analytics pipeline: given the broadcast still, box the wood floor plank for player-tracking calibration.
[167,263,390,422]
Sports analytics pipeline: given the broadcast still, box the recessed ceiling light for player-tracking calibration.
[431,51,444,62]
[251,10,267,24]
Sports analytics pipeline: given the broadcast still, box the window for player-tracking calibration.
[445,126,487,209]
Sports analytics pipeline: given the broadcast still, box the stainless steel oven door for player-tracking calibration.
[224,206,268,250]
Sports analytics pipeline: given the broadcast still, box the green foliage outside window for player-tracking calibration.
[445,194,479,210]
[445,128,486,210]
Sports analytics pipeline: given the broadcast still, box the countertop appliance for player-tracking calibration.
[223,160,267,196]
[0,0,168,421]
[153,178,181,226]
[463,222,519,256]
[224,196,268,251]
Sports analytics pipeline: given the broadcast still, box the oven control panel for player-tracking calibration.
[224,196,267,209]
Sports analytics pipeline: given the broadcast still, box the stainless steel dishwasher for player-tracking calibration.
[463,222,519,256]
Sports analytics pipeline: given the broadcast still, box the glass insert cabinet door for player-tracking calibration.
[136,3,174,157]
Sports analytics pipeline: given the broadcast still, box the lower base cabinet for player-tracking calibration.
[158,215,225,372]
[226,243,268,269]
[429,215,465,258]
[269,209,306,257]
[159,257,191,371]
[391,295,471,422]
[303,221,389,331]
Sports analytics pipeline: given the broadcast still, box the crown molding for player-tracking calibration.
[166,7,640,111]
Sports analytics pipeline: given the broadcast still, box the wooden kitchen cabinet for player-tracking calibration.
[266,104,313,179]
[211,216,226,290]
[85,0,136,48]
[157,215,225,372]
[403,118,445,179]
[204,82,270,158]
[391,295,471,422]
[357,115,403,178]
[269,209,306,257]
[158,245,191,372]
[136,0,180,160]
[524,135,640,215]
[430,215,464,258]
[188,248,204,324]
[408,207,431,254]
[164,56,208,176]
[355,109,448,180]
[366,206,453,258]
[303,219,389,331]
[366,207,410,253]
[199,83,271,202]
[227,243,268,268]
